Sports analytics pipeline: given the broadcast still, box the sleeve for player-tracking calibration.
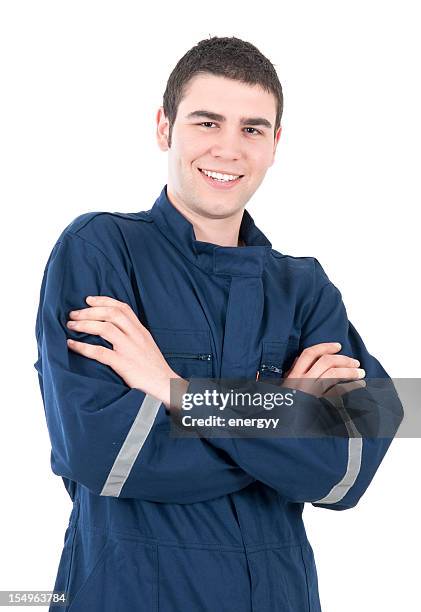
[180,259,404,510]
[34,231,254,503]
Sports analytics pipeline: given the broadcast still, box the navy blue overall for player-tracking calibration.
[34,185,402,611]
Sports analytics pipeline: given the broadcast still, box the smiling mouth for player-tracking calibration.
[198,168,245,183]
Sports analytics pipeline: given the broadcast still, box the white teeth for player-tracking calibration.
[201,169,240,182]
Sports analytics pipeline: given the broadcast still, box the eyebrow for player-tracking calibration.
[185,110,273,130]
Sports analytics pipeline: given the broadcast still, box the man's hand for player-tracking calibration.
[281,342,366,399]
[66,295,183,408]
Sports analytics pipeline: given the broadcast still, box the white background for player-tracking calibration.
[1,1,419,610]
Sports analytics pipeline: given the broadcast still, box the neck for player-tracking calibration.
[166,187,244,247]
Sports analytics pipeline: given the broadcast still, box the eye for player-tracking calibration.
[244,127,262,135]
[196,122,262,135]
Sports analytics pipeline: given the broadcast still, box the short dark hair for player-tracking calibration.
[162,36,283,147]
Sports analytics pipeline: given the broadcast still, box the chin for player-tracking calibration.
[203,200,244,219]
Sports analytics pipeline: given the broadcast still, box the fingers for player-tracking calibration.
[68,296,143,336]
[312,365,365,395]
[67,338,116,367]
[66,319,124,347]
[316,369,365,395]
[69,305,120,321]
[282,371,365,398]
[85,296,141,326]
[288,342,343,376]
[283,342,366,398]
[85,295,130,309]
[68,306,137,336]
[306,353,363,379]
[319,367,365,381]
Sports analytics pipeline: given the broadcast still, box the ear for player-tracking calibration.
[156,107,170,151]
[270,126,282,166]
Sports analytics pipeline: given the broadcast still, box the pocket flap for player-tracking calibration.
[149,328,211,354]
[148,328,213,378]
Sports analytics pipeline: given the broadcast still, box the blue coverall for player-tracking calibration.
[34,185,403,611]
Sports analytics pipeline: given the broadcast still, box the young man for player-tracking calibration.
[34,36,402,611]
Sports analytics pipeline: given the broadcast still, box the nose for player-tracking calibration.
[209,127,243,161]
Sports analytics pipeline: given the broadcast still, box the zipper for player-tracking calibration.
[164,352,212,361]
[260,363,282,374]
[256,363,283,381]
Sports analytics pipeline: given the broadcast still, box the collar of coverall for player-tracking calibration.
[148,184,273,277]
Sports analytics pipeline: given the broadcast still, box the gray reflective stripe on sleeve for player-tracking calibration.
[100,394,162,497]
[313,400,363,504]
[313,437,363,503]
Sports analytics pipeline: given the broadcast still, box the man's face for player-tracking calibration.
[157,74,281,219]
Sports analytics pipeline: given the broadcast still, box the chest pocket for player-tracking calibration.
[149,328,213,379]
[257,338,300,381]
